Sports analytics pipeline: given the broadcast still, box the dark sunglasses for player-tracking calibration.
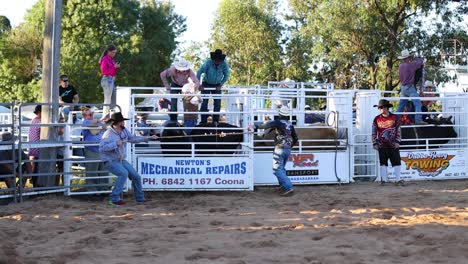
[62,79,69,82]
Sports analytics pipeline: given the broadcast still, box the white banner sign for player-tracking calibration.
[253,151,350,185]
[138,157,253,190]
[388,150,468,181]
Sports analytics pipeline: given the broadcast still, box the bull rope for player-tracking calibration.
[147,131,253,140]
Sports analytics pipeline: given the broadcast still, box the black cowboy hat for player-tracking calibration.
[210,49,226,61]
[106,112,129,124]
[373,99,393,108]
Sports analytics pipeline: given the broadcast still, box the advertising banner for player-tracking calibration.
[253,151,350,185]
[138,157,253,190]
[387,150,468,181]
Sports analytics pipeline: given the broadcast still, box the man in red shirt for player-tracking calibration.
[372,99,403,185]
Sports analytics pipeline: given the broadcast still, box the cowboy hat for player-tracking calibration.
[182,83,195,94]
[424,80,435,88]
[373,99,393,108]
[106,112,129,125]
[278,106,290,116]
[397,49,412,60]
[210,49,226,61]
[173,57,191,71]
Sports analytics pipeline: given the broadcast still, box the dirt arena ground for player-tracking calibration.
[1,180,467,264]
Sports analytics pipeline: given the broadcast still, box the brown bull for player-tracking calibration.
[254,125,340,151]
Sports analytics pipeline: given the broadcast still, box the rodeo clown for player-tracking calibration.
[372,99,403,186]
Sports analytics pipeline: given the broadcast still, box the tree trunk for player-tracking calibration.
[38,0,62,187]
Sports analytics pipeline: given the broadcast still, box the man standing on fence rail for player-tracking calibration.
[160,57,200,121]
[197,49,230,124]
[99,112,156,205]
[396,49,426,125]
[372,99,404,186]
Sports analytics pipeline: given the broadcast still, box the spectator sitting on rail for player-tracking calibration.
[0,132,32,190]
[396,49,426,125]
[248,106,298,196]
[58,74,79,121]
[160,57,200,121]
[28,105,41,187]
[135,113,156,137]
[99,112,157,205]
[372,99,403,186]
[182,83,201,135]
[157,97,171,112]
[82,106,110,191]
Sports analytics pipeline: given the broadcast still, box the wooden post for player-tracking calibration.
[38,0,62,187]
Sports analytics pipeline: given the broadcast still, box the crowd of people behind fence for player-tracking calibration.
[0,46,441,200]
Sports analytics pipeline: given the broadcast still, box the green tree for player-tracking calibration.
[0,0,185,103]
[212,0,283,85]
[289,0,467,90]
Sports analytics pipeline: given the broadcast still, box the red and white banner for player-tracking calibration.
[253,151,350,185]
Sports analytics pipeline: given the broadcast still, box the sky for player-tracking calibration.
[0,0,221,45]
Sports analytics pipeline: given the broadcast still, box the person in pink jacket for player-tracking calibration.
[99,44,120,115]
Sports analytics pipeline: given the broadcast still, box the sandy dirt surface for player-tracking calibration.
[0,180,467,264]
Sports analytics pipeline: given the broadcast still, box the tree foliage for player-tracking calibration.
[288,0,467,90]
[0,0,185,103]
[211,0,283,85]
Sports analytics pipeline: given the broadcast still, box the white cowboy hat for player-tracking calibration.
[173,57,191,71]
[278,106,290,116]
[182,83,194,94]
[424,80,435,88]
[190,96,202,106]
[397,49,412,60]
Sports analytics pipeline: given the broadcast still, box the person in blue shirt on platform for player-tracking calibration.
[249,106,298,196]
[196,49,230,124]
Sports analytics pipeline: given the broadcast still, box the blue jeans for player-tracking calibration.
[397,85,422,122]
[105,160,144,202]
[169,84,182,121]
[200,88,221,123]
[273,147,293,191]
[101,76,115,115]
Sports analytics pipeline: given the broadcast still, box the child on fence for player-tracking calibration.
[182,83,201,135]
[372,99,403,186]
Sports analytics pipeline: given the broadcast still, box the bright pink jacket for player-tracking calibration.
[100,54,118,77]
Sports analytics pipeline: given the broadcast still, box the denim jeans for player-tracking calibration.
[200,89,221,123]
[60,106,71,121]
[105,160,144,202]
[273,147,293,191]
[84,149,108,190]
[169,86,182,121]
[396,85,422,122]
[101,76,115,115]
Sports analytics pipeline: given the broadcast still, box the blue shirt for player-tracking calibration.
[196,59,230,86]
[82,119,105,153]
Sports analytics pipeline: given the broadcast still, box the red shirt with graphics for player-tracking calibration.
[372,113,401,148]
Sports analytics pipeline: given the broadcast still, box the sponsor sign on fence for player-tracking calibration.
[138,157,253,190]
[388,150,468,180]
[253,152,350,185]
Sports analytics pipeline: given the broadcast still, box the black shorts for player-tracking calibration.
[378,148,401,166]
